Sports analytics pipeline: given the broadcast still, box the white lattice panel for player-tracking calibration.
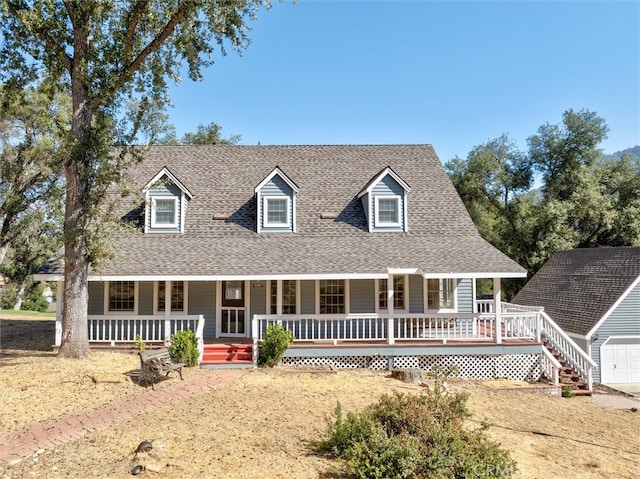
[282,353,542,381]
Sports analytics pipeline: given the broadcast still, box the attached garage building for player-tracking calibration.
[513,247,640,386]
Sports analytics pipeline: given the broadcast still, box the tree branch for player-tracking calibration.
[123,1,150,64]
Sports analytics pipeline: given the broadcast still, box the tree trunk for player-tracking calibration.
[12,277,27,310]
[57,17,92,359]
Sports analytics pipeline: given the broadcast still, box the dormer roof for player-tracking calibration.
[143,166,193,199]
[357,166,411,199]
[254,166,299,194]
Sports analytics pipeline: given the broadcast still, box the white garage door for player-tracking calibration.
[600,337,640,384]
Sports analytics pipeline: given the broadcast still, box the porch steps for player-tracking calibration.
[543,337,591,396]
[200,344,254,369]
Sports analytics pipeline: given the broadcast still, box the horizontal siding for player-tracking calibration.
[88,282,104,315]
[138,281,154,315]
[350,279,375,313]
[250,281,267,315]
[189,281,216,339]
[408,275,423,313]
[457,279,473,313]
[371,175,405,233]
[300,280,315,314]
[257,176,295,233]
[591,281,640,383]
[147,181,182,233]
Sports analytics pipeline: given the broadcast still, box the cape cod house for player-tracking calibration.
[35,144,594,388]
[513,247,640,388]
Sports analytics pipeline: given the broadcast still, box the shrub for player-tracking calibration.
[135,334,146,353]
[21,282,50,312]
[168,330,199,366]
[258,324,294,367]
[315,368,517,479]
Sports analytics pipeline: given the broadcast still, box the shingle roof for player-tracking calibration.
[39,145,526,278]
[512,247,640,336]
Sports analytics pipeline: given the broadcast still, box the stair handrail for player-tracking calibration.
[540,346,561,385]
[539,311,597,390]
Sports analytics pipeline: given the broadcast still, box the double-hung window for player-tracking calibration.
[264,197,290,227]
[269,280,297,314]
[151,197,178,228]
[427,279,455,310]
[157,281,186,312]
[319,280,345,314]
[378,276,406,310]
[375,196,400,227]
[107,281,136,312]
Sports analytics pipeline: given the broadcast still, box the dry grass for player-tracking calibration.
[1,315,640,479]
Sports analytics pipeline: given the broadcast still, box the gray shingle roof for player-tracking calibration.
[512,247,640,335]
[40,145,526,278]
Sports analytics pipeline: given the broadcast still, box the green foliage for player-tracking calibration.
[315,368,516,479]
[561,386,576,398]
[258,324,294,367]
[168,330,199,367]
[135,334,146,353]
[0,284,17,310]
[20,282,50,312]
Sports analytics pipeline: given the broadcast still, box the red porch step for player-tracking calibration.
[200,344,254,368]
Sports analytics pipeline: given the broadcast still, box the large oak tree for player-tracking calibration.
[1,0,270,358]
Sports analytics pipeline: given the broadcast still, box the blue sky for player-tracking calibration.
[167,0,639,163]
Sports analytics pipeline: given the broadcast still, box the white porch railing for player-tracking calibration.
[503,302,597,390]
[475,299,494,313]
[252,312,539,345]
[87,314,204,350]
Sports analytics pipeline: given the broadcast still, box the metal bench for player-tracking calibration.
[138,348,185,390]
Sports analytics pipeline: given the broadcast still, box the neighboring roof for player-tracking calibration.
[37,144,526,280]
[512,247,640,336]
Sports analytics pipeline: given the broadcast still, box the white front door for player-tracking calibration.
[219,281,247,337]
[601,337,640,384]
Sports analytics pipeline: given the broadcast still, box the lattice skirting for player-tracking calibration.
[281,353,543,382]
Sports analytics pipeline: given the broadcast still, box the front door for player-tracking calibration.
[220,281,246,337]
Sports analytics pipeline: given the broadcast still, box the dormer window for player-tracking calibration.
[358,166,411,233]
[142,166,192,234]
[375,196,401,227]
[255,166,299,234]
[151,198,178,228]
[264,197,290,227]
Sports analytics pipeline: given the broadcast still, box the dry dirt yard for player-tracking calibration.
[1,315,639,479]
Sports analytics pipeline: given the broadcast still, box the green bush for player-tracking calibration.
[21,282,50,312]
[315,368,517,479]
[258,324,294,367]
[168,330,199,366]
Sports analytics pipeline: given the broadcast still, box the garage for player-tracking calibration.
[600,337,640,384]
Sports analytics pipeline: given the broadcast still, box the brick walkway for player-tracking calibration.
[0,369,245,465]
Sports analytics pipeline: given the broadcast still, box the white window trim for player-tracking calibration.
[424,278,457,313]
[374,195,401,227]
[150,197,178,228]
[104,281,138,314]
[266,279,300,315]
[375,275,409,313]
[153,281,189,315]
[263,196,291,228]
[316,279,350,315]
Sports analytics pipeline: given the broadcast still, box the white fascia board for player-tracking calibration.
[33,274,64,281]
[143,166,193,199]
[585,274,640,340]
[254,167,299,194]
[85,272,391,282]
[387,267,423,275]
[421,271,528,279]
[357,167,411,199]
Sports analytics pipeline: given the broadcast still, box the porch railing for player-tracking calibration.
[87,314,204,350]
[252,312,539,344]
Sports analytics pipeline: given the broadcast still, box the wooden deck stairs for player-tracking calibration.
[543,336,591,396]
[200,343,254,369]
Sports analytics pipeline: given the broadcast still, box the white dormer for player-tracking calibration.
[142,167,193,234]
[357,167,411,233]
[254,167,299,234]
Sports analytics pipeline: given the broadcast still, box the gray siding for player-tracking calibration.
[457,278,473,313]
[350,279,375,313]
[257,175,295,233]
[250,281,267,315]
[88,282,104,315]
[408,275,424,313]
[590,281,640,383]
[370,175,406,233]
[300,280,315,314]
[189,281,216,339]
[138,281,154,315]
[147,181,183,233]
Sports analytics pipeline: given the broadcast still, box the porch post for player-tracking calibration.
[387,274,395,345]
[164,280,171,343]
[55,280,63,347]
[493,277,502,344]
[276,280,283,317]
